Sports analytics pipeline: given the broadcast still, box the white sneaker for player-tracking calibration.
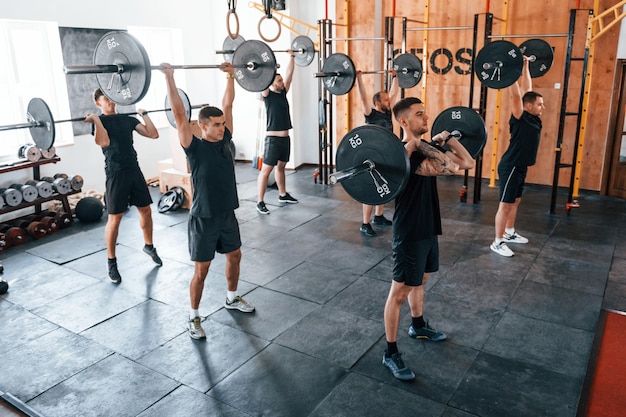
[490,241,514,257]
[225,295,255,313]
[503,232,528,244]
[188,317,206,339]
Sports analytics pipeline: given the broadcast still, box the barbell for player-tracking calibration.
[330,106,487,205]
[474,39,554,89]
[63,31,279,105]
[0,88,207,151]
[218,34,316,67]
[314,52,423,96]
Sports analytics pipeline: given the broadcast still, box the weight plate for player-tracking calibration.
[40,146,56,159]
[335,125,409,205]
[158,190,178,213]
[292,35,315,67]
[53,178,72,195]
[232,40,277,92]
[222,35,246,63]
[431,106,488,159]
[394,53,423,89]
[94,31,152,105]
[321,53,356,96]
[70,175,84,191]
[519,38,554,78]
[474,40,523,89]
[1,188,23,207]
[26,98,55,150]
[169,186,185,211]
[18,184,38,203]
[26,180,53,198]
[165,88,192,129]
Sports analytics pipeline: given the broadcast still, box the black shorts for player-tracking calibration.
[498,165,527,203]
[105,169,152,214]
[188,212,241,262]
[263,136,291,166]
[391,236,439,286]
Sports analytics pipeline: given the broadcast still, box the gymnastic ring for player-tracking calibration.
[226,9,240,40]
[258,15,281,43]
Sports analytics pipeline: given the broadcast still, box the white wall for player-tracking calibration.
[0,0,334,200]
[617,5,626,58]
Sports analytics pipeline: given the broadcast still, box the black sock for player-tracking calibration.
[412,316,425,329]
[386,342,398,357]
[108,257,117,266]
[144,244,154,250]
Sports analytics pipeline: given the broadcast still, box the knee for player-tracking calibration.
[228,249,242,264]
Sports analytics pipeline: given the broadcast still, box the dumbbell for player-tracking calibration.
[25,214,59,234]
[13,218,47,240]
[0,232,8,252]
[40,146,56,159]
[41,210,72,229]
[54,173,83,191]
[41,176,72,195]
[17,143,41,162]
[25,180,54,199]
[0,224,27,246]
[0,187,23,207]
[10,183,38,203]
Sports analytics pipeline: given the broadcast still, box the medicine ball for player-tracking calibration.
[75,196,104,223]
[0,280,8,295]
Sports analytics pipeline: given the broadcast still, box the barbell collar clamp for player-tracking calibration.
[329,159,375,184]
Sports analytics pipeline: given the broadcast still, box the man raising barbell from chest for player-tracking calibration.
[382,97,474,381]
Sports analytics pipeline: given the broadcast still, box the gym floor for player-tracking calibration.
[0,163,624,417]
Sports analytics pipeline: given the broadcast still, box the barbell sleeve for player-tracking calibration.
[0,122,39,132]
[313,71,342,78]
[329,160,375,184]
[63,64,123,75]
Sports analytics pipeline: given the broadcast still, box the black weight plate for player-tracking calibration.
[232,40,277,92]
[431,106,488,159]
[292,35,315,67]
[321,53,356,96]
[168,186,184,211]
[474,40,523,89]
[94,31,151,105]
[165,88,192,129]
[394,53,423,89]
[223,34,246,63]
[336,125,409,205]
[158,190,178,213]
[26,98,55,150]
[519,39,554,78]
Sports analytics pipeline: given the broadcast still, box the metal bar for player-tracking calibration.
[325,37,386,41]
[329,160,373,184]
[63,64,121,74]
[0,122,37,132]
[487,33,569,39]
[406,26,473,31]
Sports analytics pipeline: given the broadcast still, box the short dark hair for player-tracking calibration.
[523,91,542,105]
[198,106,223,122]
[372,91,384,106]
[93,88,105,102]
[392,97,423,121]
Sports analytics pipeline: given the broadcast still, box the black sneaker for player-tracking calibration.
[360,223,376,237]
[256,201,270,215]
[382,351,415,380]
[108,262,122,284]
[278,193,298,204]
[372,215,392,226]
[408,322,447,342]
[143,245,163,266]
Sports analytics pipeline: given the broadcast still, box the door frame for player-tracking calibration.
[602,59,626,198]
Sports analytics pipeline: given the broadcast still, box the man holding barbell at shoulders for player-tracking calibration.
[256,52,298,215]
[84,88,162,285]
[491,56,544,257]
[355,68,400,237]
[159,62,255,340]
[382,97,474,381]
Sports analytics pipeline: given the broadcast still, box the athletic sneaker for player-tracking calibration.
[108,262,122,284]
[278,193,298,204]
[143,245,163,266]
[382,351,415,381]
[188,317,206,340]
[503,231,529,244]
[225,296,255,313]
[490,241,514,257]
[372,215,393,226]
[256,201,270,215]
[360,223,376,237]
[408,323,447,342]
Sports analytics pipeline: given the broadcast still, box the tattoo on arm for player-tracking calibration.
[414,141,460,176]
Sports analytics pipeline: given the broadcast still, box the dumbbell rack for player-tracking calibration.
[0,157,79,222]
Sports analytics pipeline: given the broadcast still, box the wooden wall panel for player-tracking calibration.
[333,0,620,192]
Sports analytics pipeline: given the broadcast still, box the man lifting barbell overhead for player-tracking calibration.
[256,50,298,215]
[491,56,544,257]
[159,62,254,340]
[382,97,474,381]
[83,88,163,284]
[355,68,400,237]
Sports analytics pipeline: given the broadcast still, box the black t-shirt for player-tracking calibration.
[183,128,239,218]
[264,89,292,131]
[392,142,442,241]
[94,114,141,174]
[500,111,542,168]
[365,108,393,132]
